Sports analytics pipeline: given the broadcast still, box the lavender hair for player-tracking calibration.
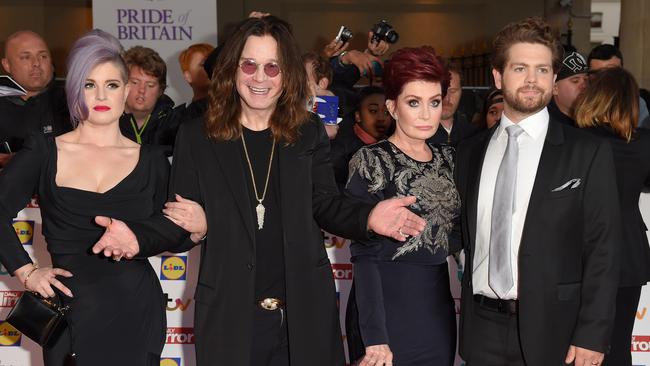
[65,29,127,126]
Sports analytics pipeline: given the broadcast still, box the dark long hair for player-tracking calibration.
[205,16,309,143]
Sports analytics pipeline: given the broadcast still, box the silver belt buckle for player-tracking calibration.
[259,297,282,311]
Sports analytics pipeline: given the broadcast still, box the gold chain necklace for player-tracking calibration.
[241,130,276,230]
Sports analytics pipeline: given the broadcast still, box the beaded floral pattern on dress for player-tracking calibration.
[347,141,460,259]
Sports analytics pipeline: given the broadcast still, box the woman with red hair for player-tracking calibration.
[345,46,459,366]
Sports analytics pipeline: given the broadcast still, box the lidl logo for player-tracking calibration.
[160,357,181,366]
[160,256,187,280]
[0,291,21,307]
[166,328,194,344]
[12,220,34,245]
[0,321,21,346]
[166,298,192,311]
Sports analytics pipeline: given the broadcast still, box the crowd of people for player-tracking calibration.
[0,11,648,366]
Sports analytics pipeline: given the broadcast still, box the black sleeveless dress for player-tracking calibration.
[0,133,172,366]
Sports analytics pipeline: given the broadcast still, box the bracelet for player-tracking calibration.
[23,264,38,288]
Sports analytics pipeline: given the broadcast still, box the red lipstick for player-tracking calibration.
[93,106,111,112]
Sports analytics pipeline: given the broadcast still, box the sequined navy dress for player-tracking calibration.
[344,140,461,366]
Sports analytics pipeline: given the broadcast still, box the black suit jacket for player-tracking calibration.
[455,117,621,365]
[128,115,372,366]
[584,126,650,286]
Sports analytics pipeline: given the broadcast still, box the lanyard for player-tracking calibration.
[130,114,151,145]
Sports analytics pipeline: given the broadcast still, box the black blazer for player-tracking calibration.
[128,115,372,366]
[455,118,621,365]
[584,126,650,286]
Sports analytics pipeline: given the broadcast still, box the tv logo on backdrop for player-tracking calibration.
[166,298,192,311]
[12,220,34,245]
[160,357,181,366]
[331,264,353,280]
[323,232,347,249]
[166,328,194,344]
[160,256,187,281]
[0,321,21,346]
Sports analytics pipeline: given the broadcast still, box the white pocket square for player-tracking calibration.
[551,178,581,192]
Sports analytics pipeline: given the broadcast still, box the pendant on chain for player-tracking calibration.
[255,202,265,229]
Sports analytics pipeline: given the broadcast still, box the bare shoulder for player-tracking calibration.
[118,136,141,156]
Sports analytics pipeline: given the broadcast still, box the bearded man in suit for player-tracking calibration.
[455,17,621,366]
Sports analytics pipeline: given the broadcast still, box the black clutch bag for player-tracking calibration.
[6,291,69,346]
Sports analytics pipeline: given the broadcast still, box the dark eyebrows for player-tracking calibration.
[510,62,552,68]
[403,93,442,100]
[85,78,122,84]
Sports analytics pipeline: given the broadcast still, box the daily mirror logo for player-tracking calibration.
[166,328,194,344]
[0,291,21,308]
[631,336,650,352]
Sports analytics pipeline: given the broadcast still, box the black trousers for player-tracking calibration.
[603,286,642,366]
[250,306,289,366]
[466,300,526,366]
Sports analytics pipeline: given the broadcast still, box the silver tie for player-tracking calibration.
[489,124,525,298]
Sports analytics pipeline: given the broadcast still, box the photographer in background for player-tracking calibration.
[328,21,397,138]
[302,52,340,139]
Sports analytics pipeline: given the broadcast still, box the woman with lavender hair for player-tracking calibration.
[0,30,193,365]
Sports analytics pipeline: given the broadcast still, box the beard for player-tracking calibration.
[503,84,552,115]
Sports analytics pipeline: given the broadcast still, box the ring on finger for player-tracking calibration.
[112,255,122,262]
[398,227,409,238]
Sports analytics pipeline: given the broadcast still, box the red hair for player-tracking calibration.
[383,46,450,100]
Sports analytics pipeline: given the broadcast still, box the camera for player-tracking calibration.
[336,26,353,43]
[370,20,399,44]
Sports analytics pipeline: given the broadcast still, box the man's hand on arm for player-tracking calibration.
[367,196,426,241]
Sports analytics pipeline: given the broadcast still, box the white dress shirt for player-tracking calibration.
[473,108,549,299]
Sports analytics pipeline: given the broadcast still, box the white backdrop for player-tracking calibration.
[92,0,218,107]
